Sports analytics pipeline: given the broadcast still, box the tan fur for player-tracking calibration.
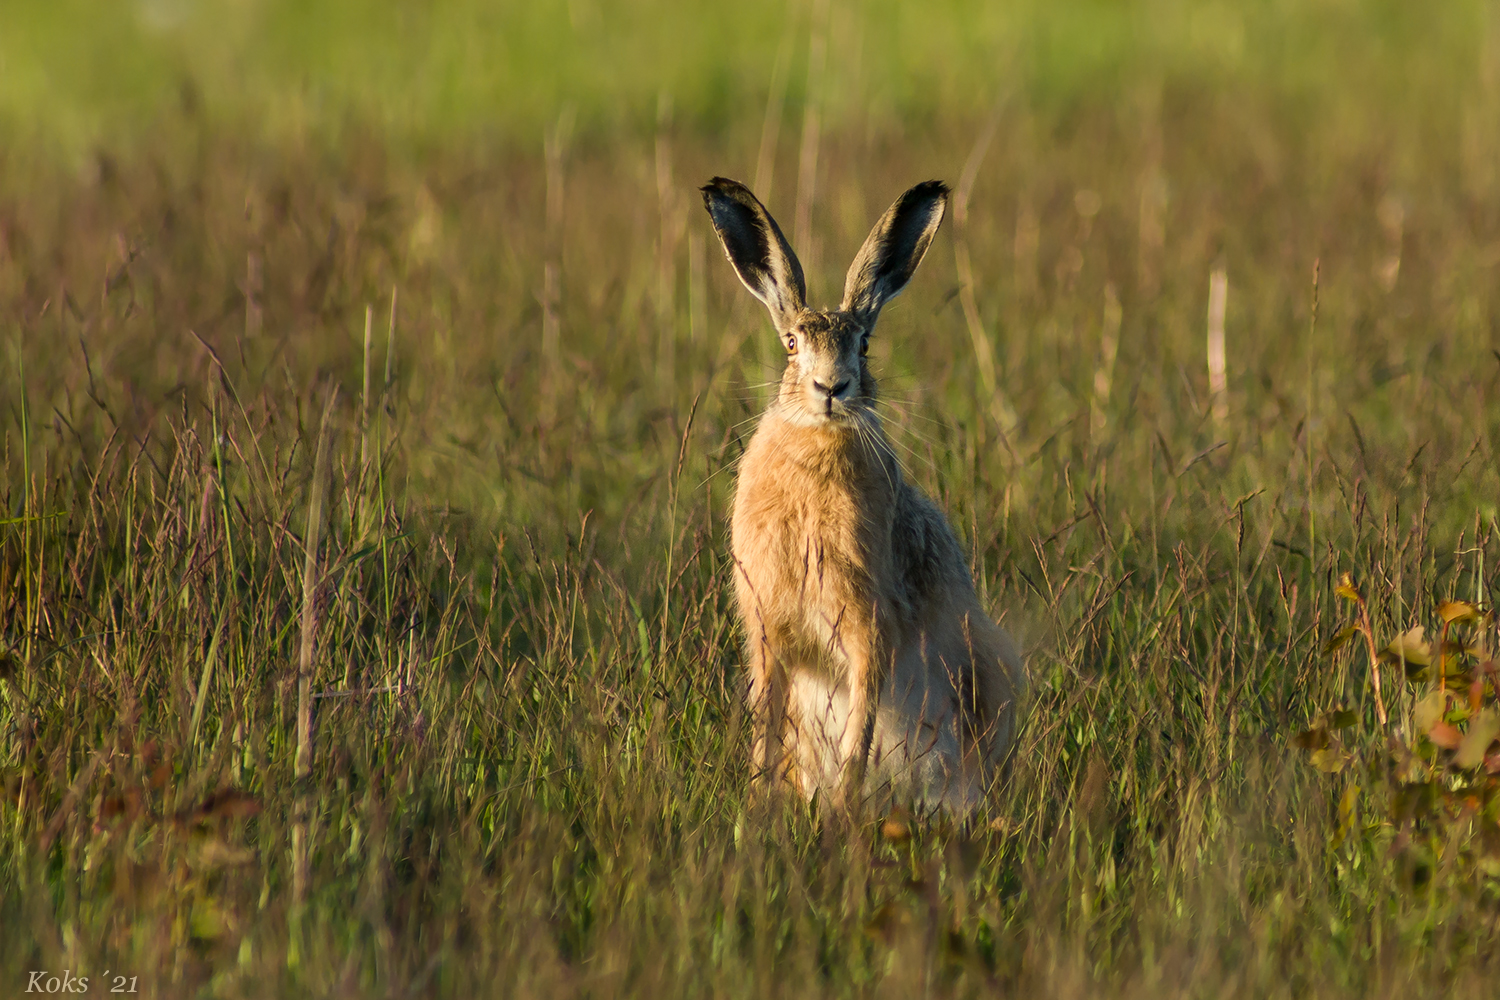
[702,177,1023,812]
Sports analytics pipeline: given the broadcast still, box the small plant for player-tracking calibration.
[1297,572,1500,879]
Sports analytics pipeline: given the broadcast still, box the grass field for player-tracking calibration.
[4,2,1500,996]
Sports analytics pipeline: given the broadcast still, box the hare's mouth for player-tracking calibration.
[783,394,865,428]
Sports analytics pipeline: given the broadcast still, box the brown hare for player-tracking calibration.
[701,177,1023,812]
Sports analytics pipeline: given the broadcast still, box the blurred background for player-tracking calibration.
[4,0,1498,525]
[3,0,1492,155]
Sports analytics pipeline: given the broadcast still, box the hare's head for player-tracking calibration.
[701,178,948,429]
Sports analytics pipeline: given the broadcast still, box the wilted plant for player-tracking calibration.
[1298,572,1500,880]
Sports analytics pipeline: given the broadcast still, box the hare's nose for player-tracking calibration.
[813,379,849,399]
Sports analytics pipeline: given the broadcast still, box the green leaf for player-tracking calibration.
[1322,625,1360,657]
[1334,573,1362,603]
[1329,709,1358,730]
[1309,747,1349,773]
[190,895,230,940]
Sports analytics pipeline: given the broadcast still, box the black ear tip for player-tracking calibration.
[701,177,742,212]
[702,176,749,197]
[891,180,950,217]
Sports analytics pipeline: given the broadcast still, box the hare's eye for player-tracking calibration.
[859,334,870,357]
[785,334,798,355]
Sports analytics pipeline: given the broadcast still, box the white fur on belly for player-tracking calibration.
[784,669,983,813]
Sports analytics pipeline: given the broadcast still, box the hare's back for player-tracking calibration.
[890,483,977,602]
[891,483,1024,738]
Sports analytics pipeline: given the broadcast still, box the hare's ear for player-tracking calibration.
[840,180,949,325]
[701,177,806,330]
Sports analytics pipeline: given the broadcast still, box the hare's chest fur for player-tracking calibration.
[729,418,895,640]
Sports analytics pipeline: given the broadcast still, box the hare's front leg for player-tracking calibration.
[746,631,790,794]
[835,604,891,802]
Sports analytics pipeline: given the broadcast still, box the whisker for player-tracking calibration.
[852,411,899,494]
[728,414,763,436]
[872,396,951,432]
[873,416,949,459]
[885,429,942,470]
[698,455,745,490]
[871,402,946,455]
[863,406,942,480]
[879,429,932,481]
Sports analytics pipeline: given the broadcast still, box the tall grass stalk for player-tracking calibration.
[293,391,336,907]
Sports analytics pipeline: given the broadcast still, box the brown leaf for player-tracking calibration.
[1456,709,1500,769]
[881,807,912,844]
[1391,784,1436,825]
[191,837,255,869]
[1293,727,1331,751]
[1428,721,1464,750]
[1386,825,1412,859]
[864,900,905,945]
[96,790,142,825]
[193,789,262,822]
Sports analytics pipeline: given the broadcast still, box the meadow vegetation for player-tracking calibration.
[3,1,1500,996]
